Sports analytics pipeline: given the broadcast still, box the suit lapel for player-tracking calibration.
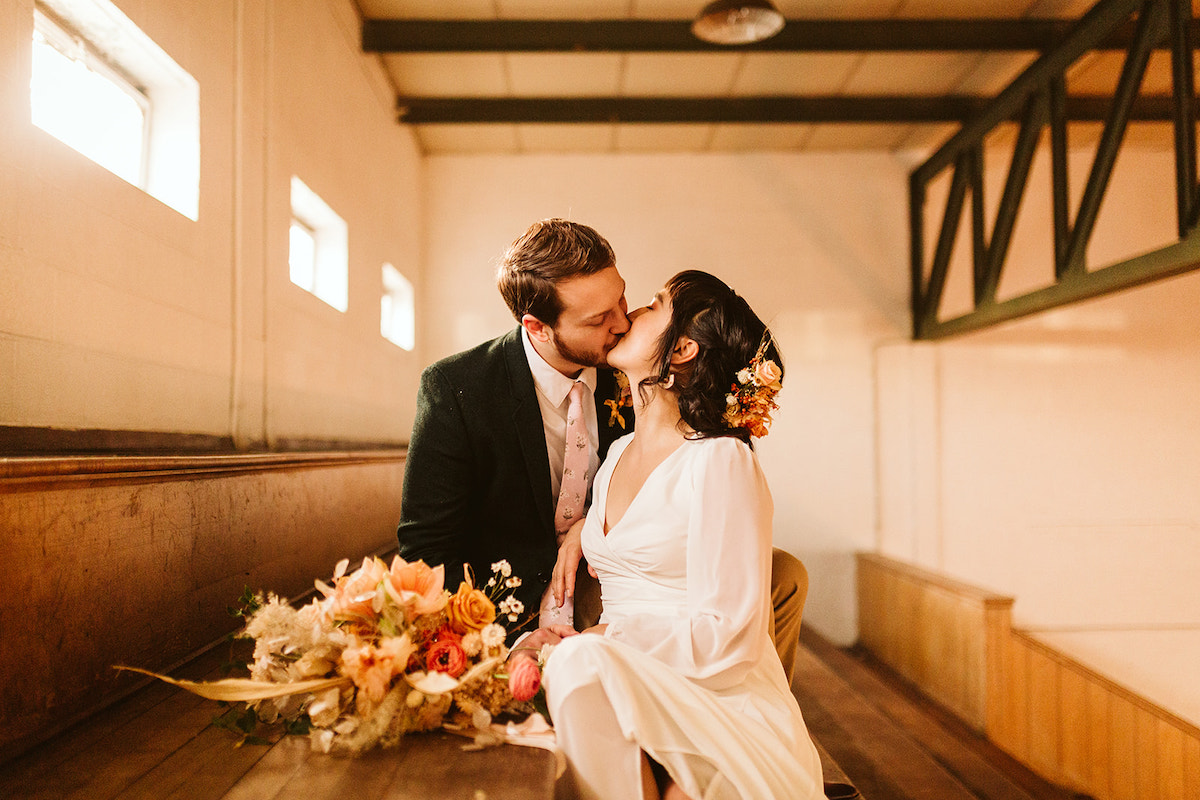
[503,329,555,538]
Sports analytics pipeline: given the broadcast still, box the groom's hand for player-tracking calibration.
[551,519,586,607]
[509,625,576,662]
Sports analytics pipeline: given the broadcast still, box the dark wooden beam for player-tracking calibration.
[395,95,1175,125]
[362,18,1193,53]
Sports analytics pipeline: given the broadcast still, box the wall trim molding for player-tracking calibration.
[0,448,407,488]
[0,425,407,457]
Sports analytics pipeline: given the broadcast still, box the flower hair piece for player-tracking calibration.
[723,336,782,438]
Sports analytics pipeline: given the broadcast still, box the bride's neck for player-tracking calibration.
[631,386,687,442]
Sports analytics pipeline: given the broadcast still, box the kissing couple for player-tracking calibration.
[397,220,824,800]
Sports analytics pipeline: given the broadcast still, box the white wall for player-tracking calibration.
[422,153,914,645]
[421,142,1200,656]
[877,139,1200,631]
[0,0,423,447]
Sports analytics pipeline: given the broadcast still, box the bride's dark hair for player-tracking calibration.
[643,270,784,444]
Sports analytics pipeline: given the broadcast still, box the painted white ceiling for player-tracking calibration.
[355,0,1179,156]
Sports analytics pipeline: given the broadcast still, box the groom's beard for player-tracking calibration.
[549,331,615,370]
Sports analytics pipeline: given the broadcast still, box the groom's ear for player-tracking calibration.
[670,337,699,366]
[521,314,551,343]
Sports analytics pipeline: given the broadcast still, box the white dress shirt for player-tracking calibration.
[521,328,601,504]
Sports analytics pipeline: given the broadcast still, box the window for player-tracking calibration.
[31,11,148,185]
[289,177,348,312]
[381,263,415,350]
[288,220,318,294]
[29,1,200,220]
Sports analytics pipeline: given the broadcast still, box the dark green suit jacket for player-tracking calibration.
[396,327,632,631]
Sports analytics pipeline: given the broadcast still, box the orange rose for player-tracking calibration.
[446,583,496,634]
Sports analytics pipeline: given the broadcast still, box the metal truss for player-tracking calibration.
[910,0,1200,340]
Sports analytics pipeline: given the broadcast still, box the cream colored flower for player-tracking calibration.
[307,686,343,727]
[537,643,556,668]
[461,631,483,656]
[480,623,506,649]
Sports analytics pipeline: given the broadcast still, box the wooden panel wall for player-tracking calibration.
[990,630,1200,800]
[857,552,1013,731]
[857,552,1200,800]
[0,451,406,758]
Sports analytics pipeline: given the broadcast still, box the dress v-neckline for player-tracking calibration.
[601,437,690,536]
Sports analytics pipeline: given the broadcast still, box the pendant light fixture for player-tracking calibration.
[691,0,786,45]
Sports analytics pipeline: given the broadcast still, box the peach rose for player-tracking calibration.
[446,583,496,634]
[387,556,447,616]
[340,634,415,703]
[753,358,782,390]
[507,657,541,702]
[327,557,388,621]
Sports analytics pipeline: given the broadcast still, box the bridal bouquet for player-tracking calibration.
[125,556,546,755]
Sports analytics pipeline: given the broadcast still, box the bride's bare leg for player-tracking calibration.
[640,754,661,800]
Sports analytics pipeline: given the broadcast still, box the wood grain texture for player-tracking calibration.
[856,552,1200,800]
[855,553,1014,734]
[0,452,406,757]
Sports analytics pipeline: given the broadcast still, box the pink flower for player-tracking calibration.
[753,358,783,390]
[387,556,447,616]
[341,635,415,703]
[507,657,541,702]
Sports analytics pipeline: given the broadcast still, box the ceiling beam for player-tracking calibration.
[362,18,1188,53]
[395,95,1175,125]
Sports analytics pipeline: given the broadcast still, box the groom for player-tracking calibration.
[396,219,808,682]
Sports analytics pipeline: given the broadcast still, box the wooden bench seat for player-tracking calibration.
[0,638,859,800]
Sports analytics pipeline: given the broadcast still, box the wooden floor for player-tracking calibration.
[0,628,1082,800]
[794,628,1083,800]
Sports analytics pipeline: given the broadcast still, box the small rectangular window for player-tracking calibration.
[29,1,200,220]
[289,219,318,294]
[381,263,414,351]
[31,10,149,186]
[290,177,348,312]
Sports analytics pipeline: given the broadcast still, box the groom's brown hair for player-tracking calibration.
[497,219,615,326]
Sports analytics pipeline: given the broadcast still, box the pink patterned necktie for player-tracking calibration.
[540,380,588,627]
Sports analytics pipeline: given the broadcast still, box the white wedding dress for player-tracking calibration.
[544,435,824,800]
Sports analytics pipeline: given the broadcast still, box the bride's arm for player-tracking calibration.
[603,438,772,687]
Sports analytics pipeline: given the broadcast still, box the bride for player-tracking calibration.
[515,270,824,800]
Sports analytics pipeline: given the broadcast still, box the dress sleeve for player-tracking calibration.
[604,438,774,689]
